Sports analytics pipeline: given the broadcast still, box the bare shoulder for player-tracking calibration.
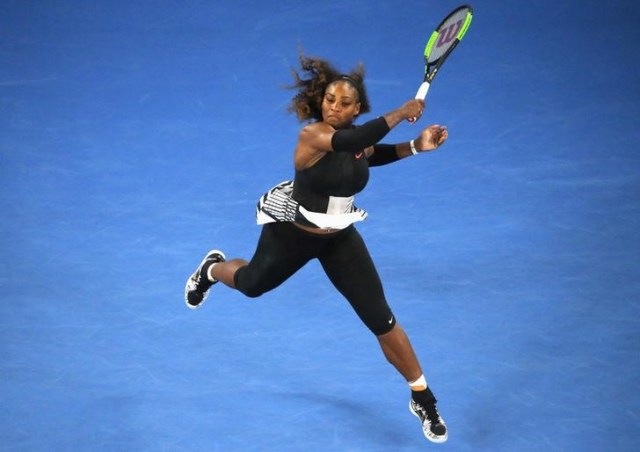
[297,121,335,153]
[299,121,334,140]
[295,122,334,170]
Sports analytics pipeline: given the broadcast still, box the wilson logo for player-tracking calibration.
[437,19,463,47]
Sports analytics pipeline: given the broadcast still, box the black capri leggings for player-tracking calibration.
[234,222,396,336]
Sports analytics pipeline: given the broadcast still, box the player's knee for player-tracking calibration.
[240,284,266,298]
[368,311,397,336]
[234,268,268,298]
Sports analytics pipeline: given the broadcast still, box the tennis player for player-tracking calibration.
[185,54,449,443]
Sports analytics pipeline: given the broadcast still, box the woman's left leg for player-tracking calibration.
[318,226,422,381]
[319,226,448,443]
[376,324,423,383]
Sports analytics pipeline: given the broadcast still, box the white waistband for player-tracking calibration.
[298,204,367,229]
[255,180,367,229]
[326,195,355,215]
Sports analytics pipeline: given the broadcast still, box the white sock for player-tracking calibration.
[206,263,218,283]
[409,374,427,391]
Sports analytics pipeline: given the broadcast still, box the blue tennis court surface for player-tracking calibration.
[1,1,638,450]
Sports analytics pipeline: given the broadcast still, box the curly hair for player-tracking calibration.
[287,53,371,122]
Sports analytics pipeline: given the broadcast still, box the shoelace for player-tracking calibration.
[190,271,206,291]
[415,401,442,426]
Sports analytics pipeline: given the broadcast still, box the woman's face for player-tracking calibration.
[321,81,361,128]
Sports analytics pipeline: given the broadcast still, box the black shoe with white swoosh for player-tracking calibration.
[184,249,226,310]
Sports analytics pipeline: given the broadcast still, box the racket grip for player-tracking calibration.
[415,81,431,100]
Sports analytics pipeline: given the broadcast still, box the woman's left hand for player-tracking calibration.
[415,125,448,152]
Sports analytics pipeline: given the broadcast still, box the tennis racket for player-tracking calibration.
[415,4,473,100]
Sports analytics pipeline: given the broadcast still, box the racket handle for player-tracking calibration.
[408,81,431,123]
[415,81,431,100]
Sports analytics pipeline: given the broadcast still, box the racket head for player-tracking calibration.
[424,5,473,66]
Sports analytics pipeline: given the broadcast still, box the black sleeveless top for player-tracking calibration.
[292,150,369,213]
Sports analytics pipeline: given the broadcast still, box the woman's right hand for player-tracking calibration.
[383,98,426,129]
[400,99,425,122]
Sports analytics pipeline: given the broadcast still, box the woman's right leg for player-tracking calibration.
[211,222,317,298]
[210,258,248,289]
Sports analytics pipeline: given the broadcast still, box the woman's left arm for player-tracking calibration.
[366,124,448,167]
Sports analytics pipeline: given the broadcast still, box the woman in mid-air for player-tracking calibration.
[185,54,449,443]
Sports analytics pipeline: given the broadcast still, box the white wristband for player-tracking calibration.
[409,140,418,155]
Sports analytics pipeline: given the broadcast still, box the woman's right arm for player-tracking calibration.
[294,98,426,169]
[330,99,425,151]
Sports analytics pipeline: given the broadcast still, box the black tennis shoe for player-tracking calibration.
[184,250,226,309]
[409,397,448,443]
